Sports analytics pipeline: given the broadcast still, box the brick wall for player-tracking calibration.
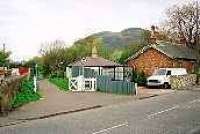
[127,48,195,76]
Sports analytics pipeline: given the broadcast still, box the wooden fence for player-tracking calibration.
[97,76,135,95]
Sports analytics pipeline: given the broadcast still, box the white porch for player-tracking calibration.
[69,76,97,91]
[66,66,127,92]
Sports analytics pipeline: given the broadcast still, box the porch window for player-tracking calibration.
[114,67,123,80]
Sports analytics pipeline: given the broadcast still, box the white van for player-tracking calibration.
[147,68,187,88]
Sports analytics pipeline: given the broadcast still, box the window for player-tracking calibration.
[115,67,123,81]
[85,80,92,90]
[166,70,171,75]
[154,69,166,75]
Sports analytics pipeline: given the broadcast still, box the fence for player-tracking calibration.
[97,76,135,95]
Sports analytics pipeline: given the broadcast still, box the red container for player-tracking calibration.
[19,67,29,76]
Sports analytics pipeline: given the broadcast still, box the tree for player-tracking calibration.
[164,1,200,49]
[117,44,144,64]
[40,40,67,76]
[0,50,11,66]
[24,56,43,68]
[39,38,108,77]
[74,36,110,59]
[140,30,151,45]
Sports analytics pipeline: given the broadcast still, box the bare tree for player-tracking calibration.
[164,1,200,49]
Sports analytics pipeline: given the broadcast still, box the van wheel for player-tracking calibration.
[163,83,169,89]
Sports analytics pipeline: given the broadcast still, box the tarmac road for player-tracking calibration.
[1,90,200,134]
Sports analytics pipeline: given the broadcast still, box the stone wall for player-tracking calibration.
[0,76,24,115]
[170,74,197,90]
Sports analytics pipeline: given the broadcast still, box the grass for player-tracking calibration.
[49,77,69,91]
[11,79,41,108]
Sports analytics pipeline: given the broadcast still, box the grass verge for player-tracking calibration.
[11,79,41,108]
[49,77,69,91]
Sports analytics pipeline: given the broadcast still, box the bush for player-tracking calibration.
[194,67,200,84]
[11,79,41,108]
[49,77,69,91]
[131,71,147,86]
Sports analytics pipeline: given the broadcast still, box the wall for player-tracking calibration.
[127,48,195,76]
[170,74,197,90]
[0,76,24,115]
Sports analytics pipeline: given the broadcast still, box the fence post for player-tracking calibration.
[135,83,138,96]
[33,76,37,92]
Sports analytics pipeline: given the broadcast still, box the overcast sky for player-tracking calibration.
[0,0,190,61]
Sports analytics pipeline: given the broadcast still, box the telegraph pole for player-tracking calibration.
[2,43,5,52]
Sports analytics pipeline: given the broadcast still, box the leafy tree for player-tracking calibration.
[40,40,67,77]
[74,36,110,59]
[24,56,43,68]
[140,30,151,44]
[0,50,11,66]
[117,44,144,64]
[23,56,44,78]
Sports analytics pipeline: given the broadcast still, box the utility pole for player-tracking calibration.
[2,43,5,52]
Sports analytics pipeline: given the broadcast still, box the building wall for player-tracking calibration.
[127,48,195,76]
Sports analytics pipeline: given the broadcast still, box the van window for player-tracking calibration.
[154,69,166,75]
[166,70,171,75]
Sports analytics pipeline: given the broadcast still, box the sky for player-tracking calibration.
[0,0,191,61]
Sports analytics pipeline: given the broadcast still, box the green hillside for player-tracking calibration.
[75,28,150,49]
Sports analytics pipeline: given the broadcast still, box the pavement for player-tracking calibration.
[0,89,200,134]
[0,80,174,127]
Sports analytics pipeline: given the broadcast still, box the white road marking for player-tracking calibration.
[92,122,129,134]
[189,99,200,104]
[148,98,200,119]
[183,99,200,109]
[147,105,180,119]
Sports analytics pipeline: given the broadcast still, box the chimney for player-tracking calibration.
[91,45,98,58]
[149,25,157,44]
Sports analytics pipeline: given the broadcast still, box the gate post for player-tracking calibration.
[135,83,138,95]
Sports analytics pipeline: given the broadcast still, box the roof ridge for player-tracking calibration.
[126,43,198,62]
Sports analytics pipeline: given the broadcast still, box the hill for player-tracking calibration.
[75,28,150,49]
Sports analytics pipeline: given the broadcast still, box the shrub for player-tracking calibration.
[194,67,200,84]
[131,71,147,86]
[11,79,41,108]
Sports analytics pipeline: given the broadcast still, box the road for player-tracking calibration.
[1,90,200,134]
